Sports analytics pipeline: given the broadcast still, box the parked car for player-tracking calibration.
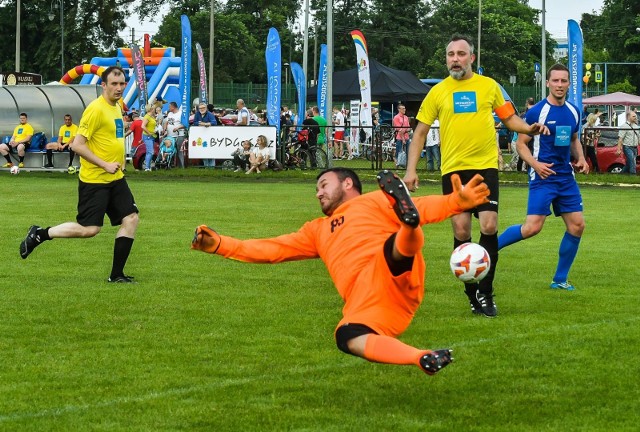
[589,128,640,173]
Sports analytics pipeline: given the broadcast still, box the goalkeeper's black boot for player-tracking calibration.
[376,170,420,228]
[420,349,453,375]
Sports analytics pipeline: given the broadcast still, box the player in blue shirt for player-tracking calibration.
[498,64,589,291]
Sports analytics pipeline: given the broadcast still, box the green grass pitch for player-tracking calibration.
[1,171,639,431]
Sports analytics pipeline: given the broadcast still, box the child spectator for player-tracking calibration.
[231,140,252,172]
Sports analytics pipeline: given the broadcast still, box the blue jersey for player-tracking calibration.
[524,100,580,179]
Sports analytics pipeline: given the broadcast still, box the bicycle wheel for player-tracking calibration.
[293,149,312,170]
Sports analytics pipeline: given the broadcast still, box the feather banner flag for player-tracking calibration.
[350,30,372,139]
[179,15,192,128]
[317,44,328,118]
[195,42,208,105]
[130,44,147,115]
[265,27,282,136]
[290,62,306,129]
[567,20,583,112]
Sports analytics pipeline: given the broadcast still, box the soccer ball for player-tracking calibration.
[450,242,491,283]
[10,165,20,175]
[67,166,78,175]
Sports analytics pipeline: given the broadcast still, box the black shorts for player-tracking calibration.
[335,323,378,355]
[442,168,499,214]
[77,178,138,227]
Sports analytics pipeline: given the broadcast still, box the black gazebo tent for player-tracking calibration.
[307,59,430,103]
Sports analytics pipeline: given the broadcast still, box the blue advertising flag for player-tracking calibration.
[195,42,208,105]
[567,20,583,111]
[317,44,328,118]
[290,62,306,130]
[130,44,147,115]
[179,15,192,128]
[265,28,282,136]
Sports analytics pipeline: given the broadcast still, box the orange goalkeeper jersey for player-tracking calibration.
[216,191,464,326]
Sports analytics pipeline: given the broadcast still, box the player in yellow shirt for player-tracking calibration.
[404,34,548,317]
[43,114,78,168]
[192,168,490,376]
[1,112,34,168]
[20,66,140,283]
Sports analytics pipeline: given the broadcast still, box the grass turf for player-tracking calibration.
[1,171,639,431]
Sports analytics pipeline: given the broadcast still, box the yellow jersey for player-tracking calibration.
[58,123,78,144]
[12,123,34,142]
[416,74,507,175]
[142,114,157,137]
[77,96,125,184]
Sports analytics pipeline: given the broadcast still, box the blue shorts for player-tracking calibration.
[527,178,583,216]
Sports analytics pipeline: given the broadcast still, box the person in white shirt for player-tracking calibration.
[425,119,441,171]
[247,135,270,174]
[332,107,347,159]
[164,102,186,167]
[235,99,250,126]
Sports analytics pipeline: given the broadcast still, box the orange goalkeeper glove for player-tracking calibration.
[191,225,221,254]
[451,173,490,210]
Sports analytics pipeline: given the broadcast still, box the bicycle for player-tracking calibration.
[283,131,329,170]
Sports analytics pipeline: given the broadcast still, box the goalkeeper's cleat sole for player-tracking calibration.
[420,349,453,375]
[377,170,420,228]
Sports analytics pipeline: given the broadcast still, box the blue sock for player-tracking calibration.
[553,232,581,283]
[498,224,524,250]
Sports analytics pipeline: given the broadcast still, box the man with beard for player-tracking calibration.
[404,34,549,317]
[498,64,588,291]
[191,168,490,376]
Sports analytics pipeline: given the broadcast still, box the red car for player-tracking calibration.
[589,129,640,173]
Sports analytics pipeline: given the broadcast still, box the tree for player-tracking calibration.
[582,0,640,91]
[0,0,128,82]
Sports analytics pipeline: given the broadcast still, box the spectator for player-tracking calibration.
[425,119,441,171]
[154,104,165,137]
[235,99,250,126]
[163,102,186,168]
[125,112,143,152]
[616,110,639,174]
[312,106,327,149]
[157,138,176,168]
[582,113,600,173]
[193,103,218,168]
[231,140,252,172]
[44,114,78,169]
[1,112,33,168]
[246,135,270,174]
[302,110,320,148]
[333,106,347,159]
[141,100,162,172]
[393,104,411,168]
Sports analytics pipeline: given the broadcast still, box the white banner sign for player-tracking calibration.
[350,100,360,150]
[188,126,278,159]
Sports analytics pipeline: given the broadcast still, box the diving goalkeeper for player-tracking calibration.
[191,168,489,375]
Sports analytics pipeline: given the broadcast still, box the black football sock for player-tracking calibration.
[4,154,12,163]
[68,150,75,166]
[19,155,24,163]
[478,232,499,296]
[110,237,134,278]
[454,237,478,299]
[36,227,51,242]
[46,149,53,165]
